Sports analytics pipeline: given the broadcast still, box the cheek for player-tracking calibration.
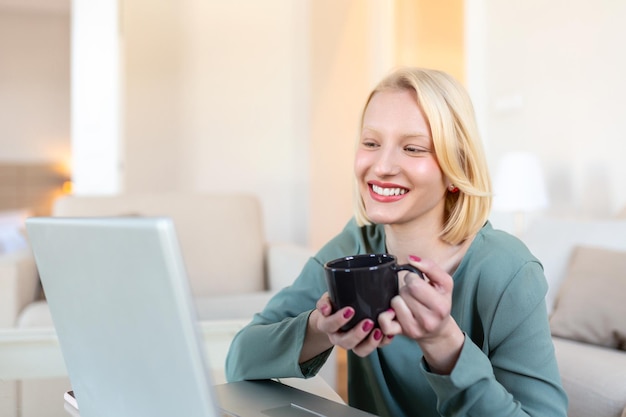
[409,159,446,187]
[353,151,369,178]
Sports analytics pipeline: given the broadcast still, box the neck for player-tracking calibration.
[384,221,444,263]
[384,221,472,276]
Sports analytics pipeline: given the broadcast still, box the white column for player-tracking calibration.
[464,0,488,149]
[71,0,122,194]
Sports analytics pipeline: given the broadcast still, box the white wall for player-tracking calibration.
[0,8,70,163]
[467,0,626,219]
[117,0,393,247]
[178,0,311,247]
[119,0,312,245]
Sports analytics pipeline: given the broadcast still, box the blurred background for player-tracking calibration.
[1,0,625,251]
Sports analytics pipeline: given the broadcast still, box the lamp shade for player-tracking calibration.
[493,151,549,212]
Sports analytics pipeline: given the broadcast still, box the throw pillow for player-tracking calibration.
[550,245,626,350]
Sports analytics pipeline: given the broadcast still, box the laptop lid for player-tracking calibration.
[25,216,221,417]
[26,216,377,417]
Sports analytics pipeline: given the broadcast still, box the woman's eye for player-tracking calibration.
[404,145,429,154]
[362,140,379,149]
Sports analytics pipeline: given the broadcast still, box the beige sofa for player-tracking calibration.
[0,193,328,416]
[4,193,313,328]
[522,217,626,417]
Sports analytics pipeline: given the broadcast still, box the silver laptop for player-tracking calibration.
[25,216,376,417]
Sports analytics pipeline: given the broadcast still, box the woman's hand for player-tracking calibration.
[300,292,396,362]
[378,256,465,374]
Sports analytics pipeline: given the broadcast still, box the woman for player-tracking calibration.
[226,67,568,416]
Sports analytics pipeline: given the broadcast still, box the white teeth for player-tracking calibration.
[372,185,407,196]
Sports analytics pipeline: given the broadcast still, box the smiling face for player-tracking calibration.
[354,88,448,228]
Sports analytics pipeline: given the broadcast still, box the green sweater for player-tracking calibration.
[225,219,568,417]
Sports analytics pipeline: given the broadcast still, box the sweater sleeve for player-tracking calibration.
[225,218,384,382]
[421,262,568,416]
[225,257,330,382]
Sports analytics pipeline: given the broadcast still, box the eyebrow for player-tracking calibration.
[361,126,431,140]
[400,133,431,140]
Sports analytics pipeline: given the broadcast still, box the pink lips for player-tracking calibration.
[368,182,409,202]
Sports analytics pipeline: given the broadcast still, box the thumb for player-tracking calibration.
[407,255,452,292]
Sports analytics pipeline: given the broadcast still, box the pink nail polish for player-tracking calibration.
[409,255,421,262]
[373,329,382,341]
[362,320,374,332]
[343,308,354,319]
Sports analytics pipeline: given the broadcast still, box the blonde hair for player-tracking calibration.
[354,67,492,245]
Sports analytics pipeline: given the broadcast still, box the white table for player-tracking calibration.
[0,319,343,416]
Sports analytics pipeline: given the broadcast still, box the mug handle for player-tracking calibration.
[394,264,424,280]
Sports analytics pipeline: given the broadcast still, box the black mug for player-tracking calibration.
[324,253,423,331]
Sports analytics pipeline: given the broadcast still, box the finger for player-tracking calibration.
[401,272,440,309]
[391,294,416,326]
[404,272,419,286]
[396,280,454,340]
[352,328,385,357]
[377,307,402,336]
[400,279,450,321]
[315,292,333,317]
[406,256,453,294]
[329,318,375,351]
[377,307,396,322]
[392,292,430,339]
[377,333,395,348]
[316,306,356,334]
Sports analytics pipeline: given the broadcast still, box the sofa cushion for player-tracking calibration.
[52,194,266,297]
[553,336,626,417]
[193,292,277,321]
[16,300,54,328]
[522,218,626,315]
[550,246,626,350]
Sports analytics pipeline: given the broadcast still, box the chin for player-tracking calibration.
[364,211,401,225]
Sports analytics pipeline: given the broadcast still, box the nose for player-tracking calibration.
[373,146,400,177]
